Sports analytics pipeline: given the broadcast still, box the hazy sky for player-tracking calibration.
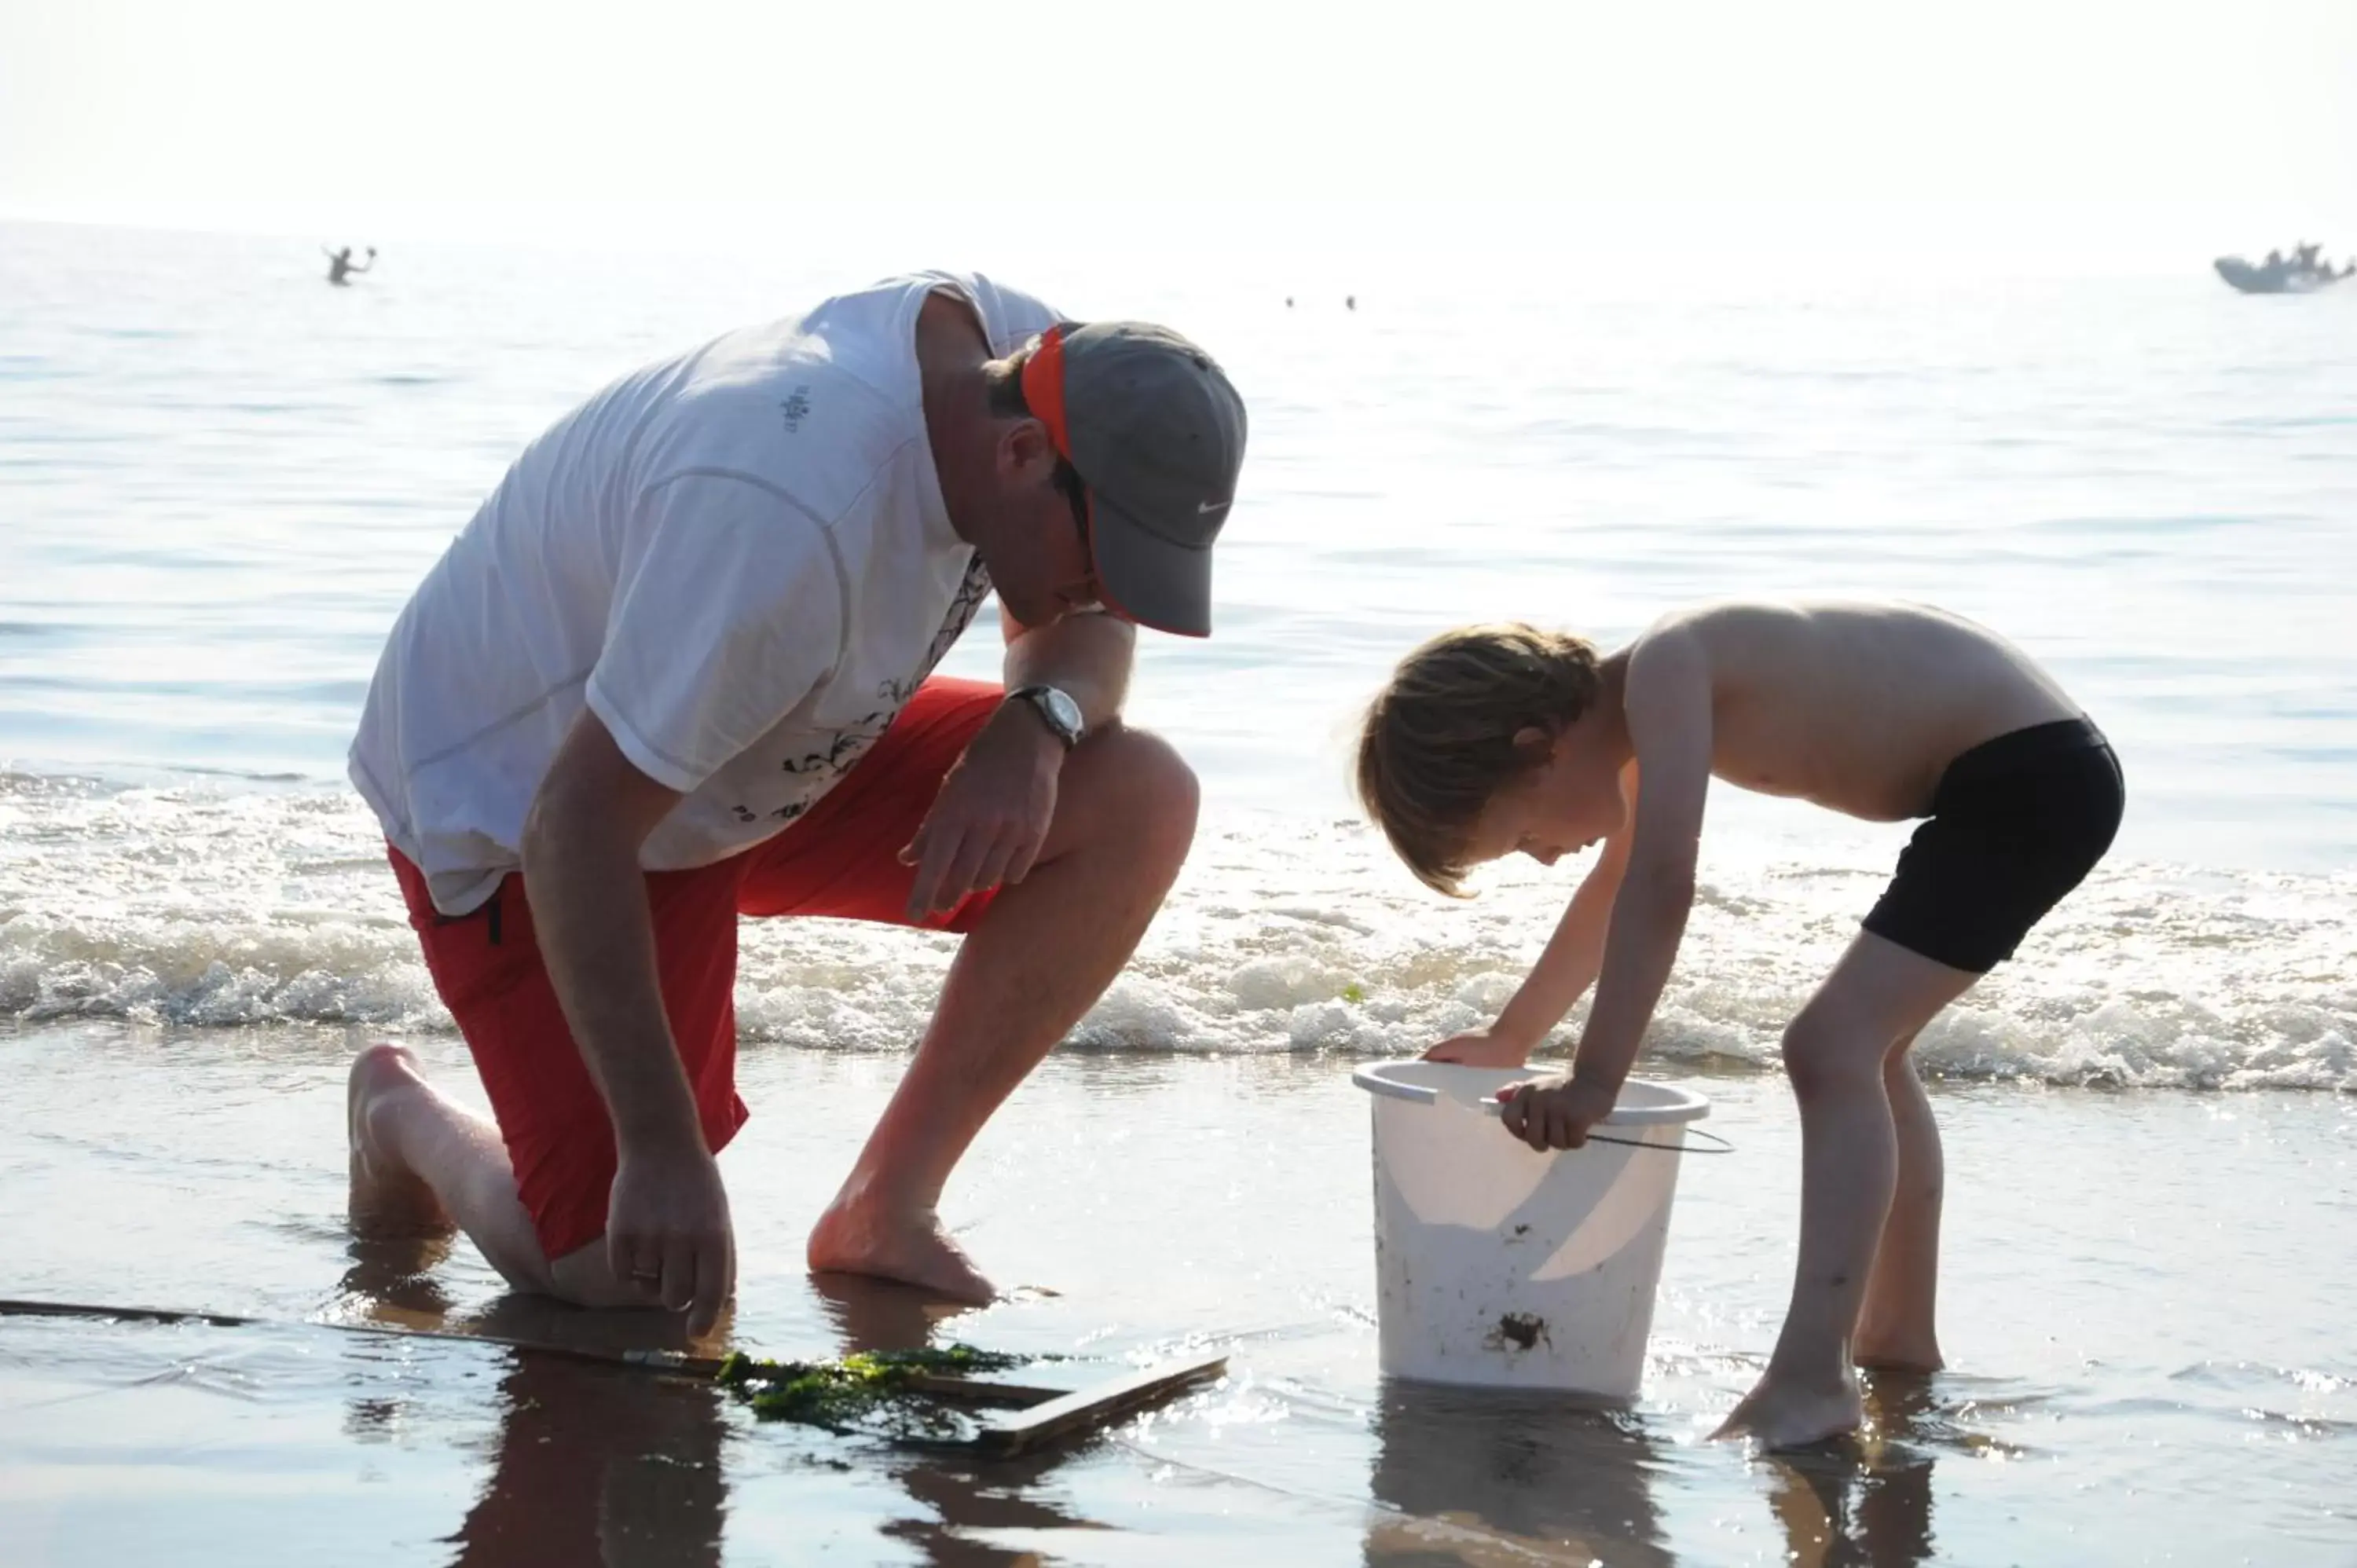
[4,0,2352,269]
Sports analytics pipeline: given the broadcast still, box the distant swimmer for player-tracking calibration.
[324,245,376,286]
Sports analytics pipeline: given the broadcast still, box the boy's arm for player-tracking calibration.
[1429,764,1637,1067]
[1568,631,1712,1097]
[1501,631,1711,1149]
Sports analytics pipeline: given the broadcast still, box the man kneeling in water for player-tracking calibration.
[346,273,1245,1335]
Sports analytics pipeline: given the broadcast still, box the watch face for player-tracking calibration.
[1041,688,1083,735]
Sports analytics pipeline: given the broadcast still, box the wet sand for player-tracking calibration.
[2,1020,2352,1565]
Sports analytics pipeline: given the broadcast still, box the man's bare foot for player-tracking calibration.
[806,1197,995,1303]
[1711,1371,1865,1450]
[347,1044,456,1238]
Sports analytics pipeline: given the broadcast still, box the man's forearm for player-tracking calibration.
[1003,611,1135,728]
[521,813,703,1152]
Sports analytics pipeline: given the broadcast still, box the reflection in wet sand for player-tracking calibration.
[335,1236,731,1566]
[332,1233,458,1327]
[1762,1373,1947,1568]
[450,1346,728,1568]
[808,1269,976,1357]
[812,1270,1110,1565]
[1365,1382,1673,1567]
[1768,1449,1935,1568]
[329,1251,1133,1566]
[881,1445,1104,1567]
[1361,1370,1962,1568]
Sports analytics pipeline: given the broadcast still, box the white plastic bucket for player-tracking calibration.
[1351,1061,1711,1398]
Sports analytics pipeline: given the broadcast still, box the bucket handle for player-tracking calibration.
[1352,1066,1732,1154]
[1476,1102,1734,1155]
[1569,1126,1733,1155]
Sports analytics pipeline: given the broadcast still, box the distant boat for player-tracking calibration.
[2214,255,2349,295]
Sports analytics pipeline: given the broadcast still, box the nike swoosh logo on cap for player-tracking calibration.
[1197,500,1228,514]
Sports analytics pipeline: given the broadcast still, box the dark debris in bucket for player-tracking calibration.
[1486,1313,1552,1353]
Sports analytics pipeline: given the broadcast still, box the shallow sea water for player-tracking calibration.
[2,222,2354,1563]
[4,1024,2352,1565]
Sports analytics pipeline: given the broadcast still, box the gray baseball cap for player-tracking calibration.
[1020,321,1246,638]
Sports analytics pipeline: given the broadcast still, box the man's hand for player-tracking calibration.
[1496,1073,1620,1152]
[900,702,1062,919]
[607,1140,736,1339]
[1424,1026,1538,1068]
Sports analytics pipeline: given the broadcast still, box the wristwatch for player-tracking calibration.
[1008,684,1084,750]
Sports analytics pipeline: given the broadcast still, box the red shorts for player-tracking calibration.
[389,676,1003,1263]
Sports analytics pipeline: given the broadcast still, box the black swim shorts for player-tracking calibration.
[1861,717,2125,974]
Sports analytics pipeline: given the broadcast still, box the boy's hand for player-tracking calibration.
[1497,1074,1619,1152]
[1424,1027,1536,1068]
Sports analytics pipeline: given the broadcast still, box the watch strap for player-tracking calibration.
[1008,684,1083,749]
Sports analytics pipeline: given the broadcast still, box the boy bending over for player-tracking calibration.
[1354,602,2123,1448]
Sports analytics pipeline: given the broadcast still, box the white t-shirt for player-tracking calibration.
[350,271,1061,916]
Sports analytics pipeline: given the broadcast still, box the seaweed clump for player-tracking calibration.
[714,1345,1029,1441]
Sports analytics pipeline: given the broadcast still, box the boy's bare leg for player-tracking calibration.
[348,1043,647,1309]
[1714,934,1977,1449]
[1854,1039,1947,1370]
[806,725,1199,1300]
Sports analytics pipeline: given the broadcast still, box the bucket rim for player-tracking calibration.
[1350,1059,1710,1125]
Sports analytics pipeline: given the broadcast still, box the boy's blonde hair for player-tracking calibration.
[1354,624,1604,896]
